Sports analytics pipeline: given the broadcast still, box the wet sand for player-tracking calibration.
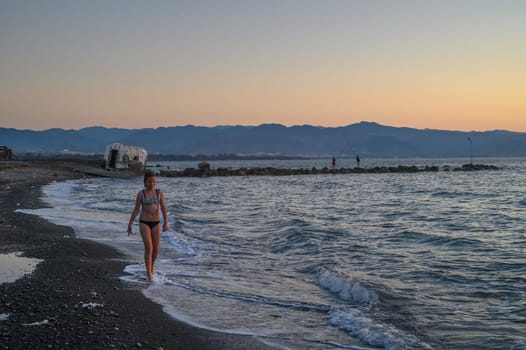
[0,160,276,350]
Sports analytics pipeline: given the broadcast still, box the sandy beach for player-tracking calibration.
[0,160,275,350]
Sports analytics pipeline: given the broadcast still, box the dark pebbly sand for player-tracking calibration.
[0,160,276,350]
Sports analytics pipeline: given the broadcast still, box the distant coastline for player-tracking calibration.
[12,152,309,162]
[3,122,526,158]
[8,152,521,164]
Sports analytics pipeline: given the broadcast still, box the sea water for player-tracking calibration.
[0,252,42,284]
[19,158,526,349]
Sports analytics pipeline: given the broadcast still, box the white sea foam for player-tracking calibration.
[81,302,104,310]
[0,252,43,284]
[42,181,73,201]
[23,319,49,326]
[0,313,9,321]
[329,308,431,350]
[318,269,377,305]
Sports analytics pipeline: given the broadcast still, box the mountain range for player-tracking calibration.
[1,121,526,158]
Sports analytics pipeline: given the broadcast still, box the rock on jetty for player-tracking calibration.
[158,163,498,178]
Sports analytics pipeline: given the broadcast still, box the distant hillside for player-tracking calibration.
[2,122,526,158]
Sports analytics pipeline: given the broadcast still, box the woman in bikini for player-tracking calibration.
[128,171,169,282]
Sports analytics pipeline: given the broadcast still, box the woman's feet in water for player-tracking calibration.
[146,266,155,282]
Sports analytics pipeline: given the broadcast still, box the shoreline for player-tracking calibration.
[0,160,276,349]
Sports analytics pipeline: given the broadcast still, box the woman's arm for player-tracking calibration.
[160,191,169,232]
[127,192,141,235]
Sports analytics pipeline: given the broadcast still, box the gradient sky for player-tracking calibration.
[1,0,525,131]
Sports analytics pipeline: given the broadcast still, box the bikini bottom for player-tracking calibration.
[140,220,160,229]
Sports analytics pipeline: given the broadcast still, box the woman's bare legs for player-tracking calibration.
[150,224,161,275]
[140,223,161,282]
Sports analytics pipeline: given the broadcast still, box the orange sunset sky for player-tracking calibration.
[1,0,525,132]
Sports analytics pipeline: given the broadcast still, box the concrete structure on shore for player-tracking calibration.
[104,143,147,171]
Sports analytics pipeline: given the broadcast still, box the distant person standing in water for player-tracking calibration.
[128,171,169,282]
[356,155,360,168]
[332,156,336,168]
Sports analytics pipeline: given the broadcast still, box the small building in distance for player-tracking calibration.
[104,143,147,171]
[0,146,13,160]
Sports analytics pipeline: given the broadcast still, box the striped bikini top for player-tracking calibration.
[140,189,160,206]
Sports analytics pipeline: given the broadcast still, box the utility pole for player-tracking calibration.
[467,136,473,165]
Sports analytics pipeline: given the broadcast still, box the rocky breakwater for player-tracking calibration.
[158,163,498,178]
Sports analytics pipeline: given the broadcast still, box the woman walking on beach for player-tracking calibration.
[128,172,169,282]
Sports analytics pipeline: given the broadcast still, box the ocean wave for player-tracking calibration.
[263,219,319,253]
[430,190,475,198]
[388,230,482,248]
[329,308,432,350]
[318,269,377,305]
[270,232,315,253]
